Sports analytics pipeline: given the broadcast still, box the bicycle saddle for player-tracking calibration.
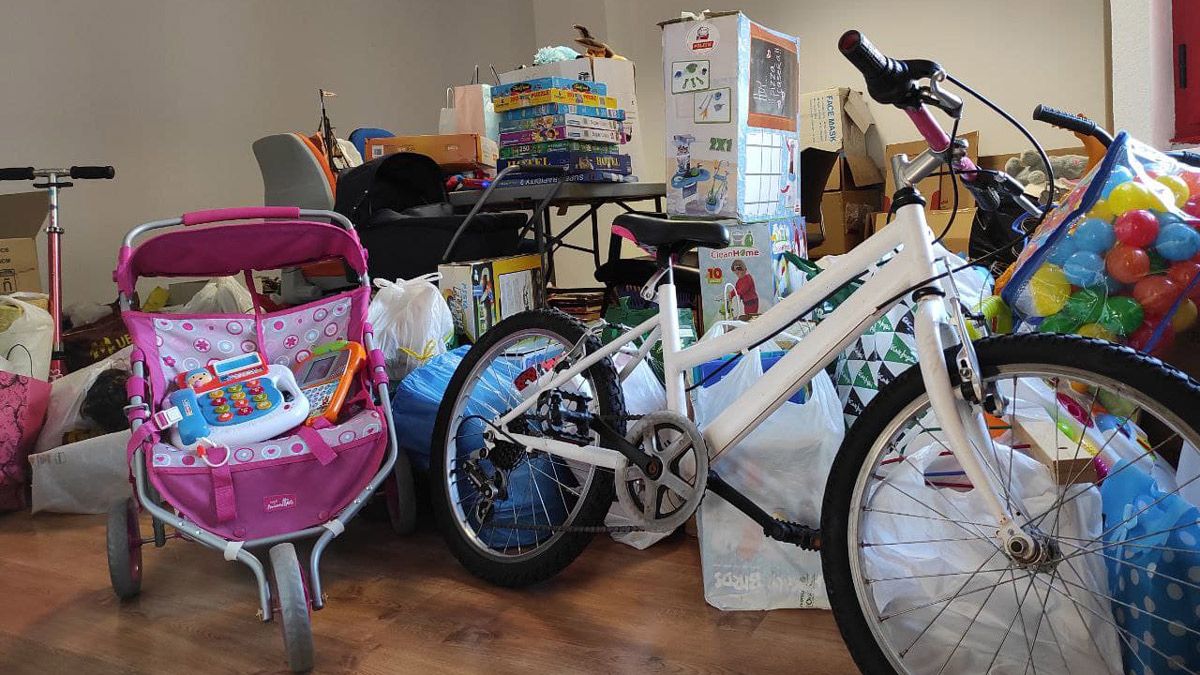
[612,212,730,255]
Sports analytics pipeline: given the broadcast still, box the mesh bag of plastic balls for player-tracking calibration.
[1001,133,1200,354]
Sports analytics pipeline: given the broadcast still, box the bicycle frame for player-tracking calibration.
[498,200,1018,533]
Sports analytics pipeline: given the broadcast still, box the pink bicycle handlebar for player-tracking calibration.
[904,107,978,178]
[181,206,301,226]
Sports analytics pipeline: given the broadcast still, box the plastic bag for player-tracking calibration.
[391,345,469,471]
[30,430,131,514]
[865,437,1121,671]
[368,274,454,382]
[0,292,53,379]
[1002,134,1200,354]
[1100,459,1200,674]
[177,276,253,314]
[692,345,844,610]
[33,346,132,454]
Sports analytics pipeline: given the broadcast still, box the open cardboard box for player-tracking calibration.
[0,191,47,294]
[870,207,977,257]
[883,130,979,213]
[802,87,883,192]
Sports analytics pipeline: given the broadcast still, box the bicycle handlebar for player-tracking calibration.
[1032,105,1113,147]
[0,167,35,181]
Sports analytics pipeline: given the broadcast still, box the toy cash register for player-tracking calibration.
[165,352,309,452]
[292,341,365,424]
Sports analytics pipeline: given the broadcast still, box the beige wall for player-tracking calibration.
[1110,0,1178,149]
[0,0,535,305]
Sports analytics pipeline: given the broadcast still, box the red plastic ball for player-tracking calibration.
[1128,319,1176,356]
[1114,209,1160,247]
[1107,245,1152,284]
[1181,170,1200,194]
[1184,198,1200,219]
[1132,276,1181,316]
[1168,261,1200,300]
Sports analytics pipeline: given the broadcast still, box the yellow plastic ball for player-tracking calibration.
[966,295,1014,339]
[1157,174,1191,208]
[1028,264,1072,316]
[1087,198,1115,222]
[1078,322,1117,340]
[1172,298,1198,332]
[1107,181,1159,215]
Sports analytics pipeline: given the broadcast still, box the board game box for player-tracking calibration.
[499,113,623,133]
[493,89,619,113]
[499,139,619,159]
[498,152,632,175]
[491,77,607,98]
[499,126,620,145]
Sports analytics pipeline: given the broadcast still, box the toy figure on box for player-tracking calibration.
[728,259,760,317]
[671,135,709,204]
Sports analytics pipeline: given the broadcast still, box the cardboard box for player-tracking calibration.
[0,192,46,294]
[438,254,543,342]
[977,146,1088,173]
[807,189,882,257]
[802,87,883,190]
[660,12,801,221]
[870,207,977,256]
[883,130,979,212]
[698,217,802,329]
[364,134,498,170]
[499,58,647,182]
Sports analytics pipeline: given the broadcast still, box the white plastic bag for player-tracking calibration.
[30,430,131,514]
[0,292,53,379]
[863,437,1121,672]
[177,276,253,314]
[34,346,132,454]
[692,346,845,610]
[367,274,454,381]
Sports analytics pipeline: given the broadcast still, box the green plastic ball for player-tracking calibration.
[1099,296,1145,336]
[1039,312,1082,334]
[1061,288,1106,324]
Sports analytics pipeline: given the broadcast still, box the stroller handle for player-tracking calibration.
[182,206,301,226]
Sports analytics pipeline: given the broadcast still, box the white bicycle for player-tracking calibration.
[431,31,1200,674]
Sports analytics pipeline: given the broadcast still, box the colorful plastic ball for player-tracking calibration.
[1172,297,1198,332]
[1063,288,1107,324]
[1062,251,1107,287]
[1182,170,1200,195]
[1088,199,1116,222]
[1046,236,1077,266]
[1148,249,1171,274]
[1095,413,1133,438]
[1157,174,1191,207]
[1071,218,1116,253]
[1101,166,1134,198]
[1099,388,1139,418]
[1168,260,1200,299]
[1153,222,1200,261]
[1039,312,1081,334]
[1106,245,1151,284]
[1099,295,1145,336]
[1184,198,1200,219]
[976,295,1013,333]
[1107,181,1160,215]
[1114,209,1160,247]
[1078,322,1117,340]
[1128,318,1175,355]
[1132,275,1180,316]
[1027,264,1072,316]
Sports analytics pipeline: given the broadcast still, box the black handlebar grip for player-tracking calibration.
[1032,105,1113,147]
[69,165,115,179]
[838,30,892,81]
[0,167,35,181]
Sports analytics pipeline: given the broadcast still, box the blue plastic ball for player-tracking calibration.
[1095,413,1132,438]
[1071,218,1116,253]
[1101,166,1134,198]
[1062,251,1107,287]
[1047,237,1078,266]
[1154,222,1200,261]
[1155,210,1187,228]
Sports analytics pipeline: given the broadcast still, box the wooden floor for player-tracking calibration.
[0,509,855,674]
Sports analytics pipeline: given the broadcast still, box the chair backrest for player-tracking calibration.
[348,127,395,159]
[252,133,336,210]
[334,152,448,225]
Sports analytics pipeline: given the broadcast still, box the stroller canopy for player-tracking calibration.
[115,219,368,294]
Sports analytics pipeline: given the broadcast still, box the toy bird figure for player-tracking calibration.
[573,24,627,60]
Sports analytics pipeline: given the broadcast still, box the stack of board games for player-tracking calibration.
[492,77,634,185]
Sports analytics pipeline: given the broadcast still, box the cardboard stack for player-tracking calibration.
[492,77,633,185]
[659,12,805,331]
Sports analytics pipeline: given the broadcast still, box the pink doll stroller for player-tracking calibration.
[110,206,412,672]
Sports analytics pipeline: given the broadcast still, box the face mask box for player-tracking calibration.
[659,12,801,222]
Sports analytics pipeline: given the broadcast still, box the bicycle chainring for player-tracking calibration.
[615,411,709,533]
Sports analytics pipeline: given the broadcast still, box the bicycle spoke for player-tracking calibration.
[871,468,1004,556]
[980,569,1040,674]
[868,565,1016,585]
[862,507,996,531]
[1056,554,1125,675]
[1054,535,1200,597]
[933,564,1012,675]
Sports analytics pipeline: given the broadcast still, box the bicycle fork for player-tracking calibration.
[911,292,1041,564]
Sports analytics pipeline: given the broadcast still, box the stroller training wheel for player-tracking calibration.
[385,451,418,535]
[269,543,314,673]
[105,498,143,600]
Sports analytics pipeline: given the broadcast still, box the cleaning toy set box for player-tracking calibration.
[697,216,805,329]
[659,12,801,222]
[499,113,623,133]
[492,75,634,183]
[438,254,544,342]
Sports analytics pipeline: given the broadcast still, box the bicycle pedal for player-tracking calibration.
[765,519,822,551]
